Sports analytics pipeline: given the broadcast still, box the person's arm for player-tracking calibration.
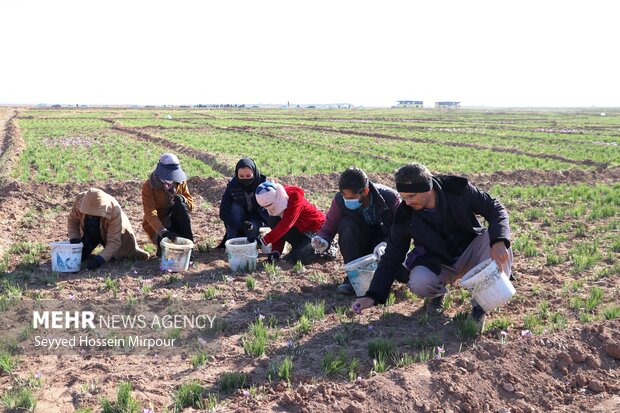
[67,197,82,239]
[142,184,165,234]
[219,185,234,222]
[67,196,82,240]
[178,181,194,212]
[262,192,304,246]
[467,183,510,247]
[317,196,341,243]
[98,206,122,261]
[364,215,412,305]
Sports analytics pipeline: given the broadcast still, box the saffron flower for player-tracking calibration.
[435,346,445,359]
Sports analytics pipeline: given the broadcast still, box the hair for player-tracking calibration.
[394,163,433,184]
[338,167,369,193]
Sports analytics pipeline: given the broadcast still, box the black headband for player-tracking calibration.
[396,179,432,193]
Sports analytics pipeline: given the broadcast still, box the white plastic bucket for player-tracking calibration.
[343,254,378,297]
[160,237,194,272]
[225,237,258,273]
[460,258,516,313]
[50,241,83,272]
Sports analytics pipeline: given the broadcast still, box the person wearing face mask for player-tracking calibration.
[311,167,402,295]
[217,158,268,248]
[254,181,329,265]
[142,153,194,257]
[351,163,512,333]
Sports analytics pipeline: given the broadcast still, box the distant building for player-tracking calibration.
[435,101,461,109]
[396,100,423,108]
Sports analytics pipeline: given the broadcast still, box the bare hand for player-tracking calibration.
[491,241,510,274]
[351,297,375,314]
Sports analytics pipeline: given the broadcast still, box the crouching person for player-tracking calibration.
[218,158,267,246]
[68,188,149,270]
[142,153,194,256]
[255,182,331,265]
[311,167,403,295]
[352,163,513,332]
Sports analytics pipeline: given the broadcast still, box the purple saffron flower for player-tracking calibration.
[242,389,250,397]
[367,325,373,331]
[34,372,42,379]
[69,294,75,300]
[143,409,153,413]
[435,346,445,359]
[258,314,266,321]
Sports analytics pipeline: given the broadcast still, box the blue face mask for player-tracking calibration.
[344,198,362,210]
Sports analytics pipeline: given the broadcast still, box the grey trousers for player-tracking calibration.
[407,231,513,298]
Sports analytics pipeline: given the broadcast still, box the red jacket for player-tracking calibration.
[263,185,325,253]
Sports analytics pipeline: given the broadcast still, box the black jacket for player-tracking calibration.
[365,176,511,304]
[317,182,400,243]
[219,175,267,225]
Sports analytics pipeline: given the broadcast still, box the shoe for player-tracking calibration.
[471,303,486,334]
[424,295,445,314]
[337,278,355,295]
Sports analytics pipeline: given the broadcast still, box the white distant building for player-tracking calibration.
[395,100,423,108]
[435,101,461,109]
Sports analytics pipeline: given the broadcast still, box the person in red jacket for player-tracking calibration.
[255,181,332,265]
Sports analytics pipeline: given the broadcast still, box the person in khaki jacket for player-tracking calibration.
[68,188,150,270]
[141,153,194,257]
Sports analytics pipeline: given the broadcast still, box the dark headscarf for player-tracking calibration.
[235,158,262,193]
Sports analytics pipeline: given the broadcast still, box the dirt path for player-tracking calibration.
[0,108,27,256]
[297,125,609,170]
[102,119,234,176]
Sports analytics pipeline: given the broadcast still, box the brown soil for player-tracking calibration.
[1,111,618,413]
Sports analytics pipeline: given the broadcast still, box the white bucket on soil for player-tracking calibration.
[50,241,83,272]
[225,237,258,273]
[460,258,516,313]
[343,254,379,297]
[160,237,194,272]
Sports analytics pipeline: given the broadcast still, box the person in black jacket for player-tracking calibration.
[351,163,512,330]
[218,158,267,246]
[311,167,403,295]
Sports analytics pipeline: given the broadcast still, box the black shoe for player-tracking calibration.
[424,295,445,314]
[471,303,486,333]
[337,278,355,295]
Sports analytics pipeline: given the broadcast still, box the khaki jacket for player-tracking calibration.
[68,188,149,261]
[141,180,194,243]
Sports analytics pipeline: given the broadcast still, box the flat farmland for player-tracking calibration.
[0,107,618,412]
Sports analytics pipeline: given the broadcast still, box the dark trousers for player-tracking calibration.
[224,202,263,241]
[266,216,316,265]
[168,200,194,241]
[338,215,409,283]
[338,215,384,264]
[157,201,194,255]
[81,215,104,260]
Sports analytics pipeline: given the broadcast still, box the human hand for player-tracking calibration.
[86,255,105,270]
[351,297,375,314]
[267,251,280,264]
[491,241,510,274]
[373,242,387,259]
[160,229,177,242]
[311,236,329,252]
